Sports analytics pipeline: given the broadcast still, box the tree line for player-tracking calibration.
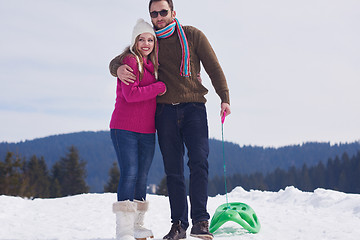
[208,151,360,196]
[2,147,359,198]
[0,146,89,198]
[2,132,359,193]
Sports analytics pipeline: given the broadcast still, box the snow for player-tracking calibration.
[1,186,360,240]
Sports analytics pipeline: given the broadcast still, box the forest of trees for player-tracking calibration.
[0,146,89,198]
[208,151,360,196]
[2,131,360,192]
[1,146,359,198]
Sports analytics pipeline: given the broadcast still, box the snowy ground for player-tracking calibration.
[1,186,360,240]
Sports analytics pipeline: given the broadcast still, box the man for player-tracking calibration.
[109,1,231,239]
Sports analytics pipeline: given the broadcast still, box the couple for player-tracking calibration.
[109,1,231,240]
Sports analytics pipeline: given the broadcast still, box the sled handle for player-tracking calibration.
[221,110,227,124]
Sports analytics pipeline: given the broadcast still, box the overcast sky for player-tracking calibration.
[1,0,359,147]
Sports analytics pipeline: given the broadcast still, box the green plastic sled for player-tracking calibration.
[209,202,261,234]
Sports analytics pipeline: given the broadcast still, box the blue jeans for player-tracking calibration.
[111,129,155,201]
[155,103,210,229]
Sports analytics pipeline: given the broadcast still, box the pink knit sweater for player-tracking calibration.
[110,55,166,133]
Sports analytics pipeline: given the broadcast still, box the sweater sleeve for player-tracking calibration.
[121,56,166,103]
[109,54,122,77]
[194,28,230,104]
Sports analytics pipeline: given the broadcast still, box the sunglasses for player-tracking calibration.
[150,9,169,18]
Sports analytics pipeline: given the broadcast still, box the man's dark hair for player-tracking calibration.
[149,0,174,11]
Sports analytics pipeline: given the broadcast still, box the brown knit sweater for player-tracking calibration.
[109,25,230,104]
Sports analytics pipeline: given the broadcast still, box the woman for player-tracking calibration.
[110,19,166,240]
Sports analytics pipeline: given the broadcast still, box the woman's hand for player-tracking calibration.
[158,85,167,96]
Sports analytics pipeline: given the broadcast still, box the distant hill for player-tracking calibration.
[1,131,359,192]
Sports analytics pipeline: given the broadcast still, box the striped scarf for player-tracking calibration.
[155,18,191,77]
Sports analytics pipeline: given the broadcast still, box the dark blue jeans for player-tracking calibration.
[155,103,210,229]
[111,129,155,201]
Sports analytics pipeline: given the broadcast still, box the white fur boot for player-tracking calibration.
[113,200,136,240]
[134,200,154,240]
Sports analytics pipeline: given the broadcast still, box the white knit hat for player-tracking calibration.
[130,18,156,52]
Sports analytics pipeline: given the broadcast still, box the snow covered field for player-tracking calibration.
[1,186,360,240]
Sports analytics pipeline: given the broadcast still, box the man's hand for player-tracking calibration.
[220,102,231,119]
[117,65,136,85]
